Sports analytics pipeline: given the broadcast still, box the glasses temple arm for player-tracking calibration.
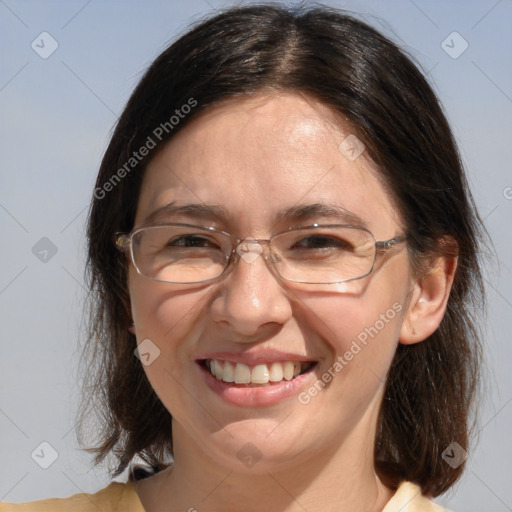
[115,232,131,251]
[375,234,407,252]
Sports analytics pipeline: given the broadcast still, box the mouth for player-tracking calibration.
[199,359,317,386]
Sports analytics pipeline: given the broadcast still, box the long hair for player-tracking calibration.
[80,4,485,496]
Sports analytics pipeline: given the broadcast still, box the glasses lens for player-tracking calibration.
[132,225,231,283]
[271,226,375,284]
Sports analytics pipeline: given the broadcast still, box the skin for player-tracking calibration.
[128,92,456,512]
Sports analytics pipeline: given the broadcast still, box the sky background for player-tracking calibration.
[0,0,511,510]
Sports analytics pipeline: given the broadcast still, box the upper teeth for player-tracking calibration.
[207,359,311,384]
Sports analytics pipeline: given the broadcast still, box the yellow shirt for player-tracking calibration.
[0,480,451,511]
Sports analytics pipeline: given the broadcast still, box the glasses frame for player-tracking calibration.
[115,223,407,286]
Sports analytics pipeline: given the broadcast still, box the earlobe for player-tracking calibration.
[400,255,457,345]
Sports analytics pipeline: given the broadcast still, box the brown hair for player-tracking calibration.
[80,3,485,497]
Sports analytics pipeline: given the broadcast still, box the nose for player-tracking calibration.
[210,241,293,339]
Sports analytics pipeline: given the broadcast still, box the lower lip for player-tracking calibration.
[198,363,316,407]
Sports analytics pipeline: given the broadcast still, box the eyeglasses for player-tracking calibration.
[115,223,406,286]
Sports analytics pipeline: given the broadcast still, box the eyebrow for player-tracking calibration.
[276,203,368,229]
[141,201,226,225]
[141,201,368,229]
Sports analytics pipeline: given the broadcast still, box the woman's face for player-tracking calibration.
[128,92,414,473]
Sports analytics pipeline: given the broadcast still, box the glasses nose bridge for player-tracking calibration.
[229,236,276,270]
[233,236,272,247]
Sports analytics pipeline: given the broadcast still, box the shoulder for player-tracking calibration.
[0,481,144,512]
[384,481,454,512]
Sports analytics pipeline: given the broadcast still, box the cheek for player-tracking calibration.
[298,265,410,394]
[129,270,208,337]
[128,276,216,418]
[305,293,403,363]
[128,273,212,377]
[286,290,406,441]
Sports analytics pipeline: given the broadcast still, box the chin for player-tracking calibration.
[193,420,314,474]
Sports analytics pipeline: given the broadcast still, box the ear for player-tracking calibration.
[400,253,458,345]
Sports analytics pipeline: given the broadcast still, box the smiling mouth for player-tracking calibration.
[200,359,317,386]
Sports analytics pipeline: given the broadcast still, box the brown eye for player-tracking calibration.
[167,235,220,249]
[290,235,353,251]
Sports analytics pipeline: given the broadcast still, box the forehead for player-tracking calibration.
[136,92,402,235]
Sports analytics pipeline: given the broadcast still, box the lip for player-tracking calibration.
[195,350,316,366]
[195,351,318,407]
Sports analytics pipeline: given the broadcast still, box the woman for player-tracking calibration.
[1,4,484,511]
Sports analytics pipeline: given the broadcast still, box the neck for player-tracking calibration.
[136,421,393,512]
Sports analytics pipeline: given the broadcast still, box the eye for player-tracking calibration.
[166,235,220,249]
[291,235,353,251]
